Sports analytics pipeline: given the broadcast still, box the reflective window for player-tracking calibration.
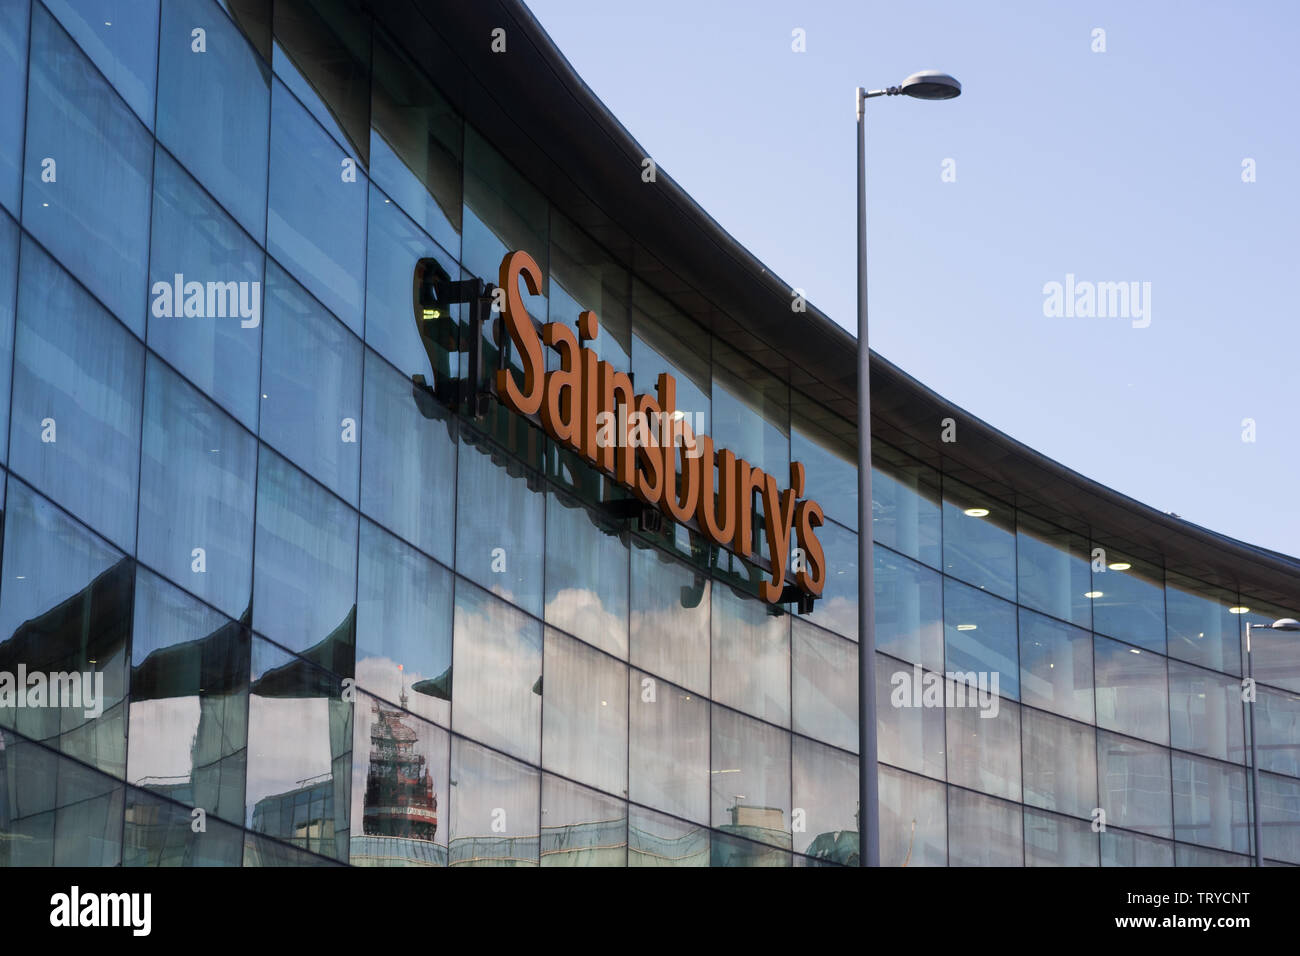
[43,0,159,127]
[946,693,1021,801]
[944,577,1020,701]
[792,736,858,864]
[711,340,787,482]
[791,400,856,533]
[712,582,789,727]
[1165,573,1241,675]
[461,125,547,300]
[24,3,151,331]
[1172,753,1248,854]
[550,212,629,372]
[540,774,627,867]
[1175,844,1250,866]
[1094,635,1169,745]
[11,238,143,550]
[455,429,545,617]
[802,519,857,640]
[629,543,709,696]
[138,356,257,620]
[1024,809,1098,866]
[542,628,628,797]
[451,580,542,764]
[631,280,709,434]
[246,637,351,861]
[128,568,248,825]
[0,0,28,215]
[157,0,270,242]
[370,29,462,256]
[629,804,708,866]
[448,737,539,867]
[879,764,946,866]
[629,669,708,824]
[544,490,629,659]
[123,786,245,866]
[1255,683,1300,777]
[711,707,791,850]
[355,519,452,726]
[252,448,358,661]
[268,79,367,331]
[1241,600,1300,695]
[0,479,130,779]
[1016,512,1091,629]
[947,786,1023,866]
[0,212,17,462]
[871,442,941,569]
[1091,546,1166,653]
[1097,730,1173,839]
[1100,828,1174,866]
[877,653,945,779]
[260,261,363,503]
[348,689,449,866]
[1258,770,1300,864]
[1021,707,1096,818]
[941,477,1015,600]
[873,547,943,672]
[148,147,264,429]
[243,832,342,866]
[1168,658,1245,764]
[1018,608,1094,723]
[793,622,855,752]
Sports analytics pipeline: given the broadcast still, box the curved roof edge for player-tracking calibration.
[373,0,1300,606]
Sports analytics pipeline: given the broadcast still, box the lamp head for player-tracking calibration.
[900,70,962,100]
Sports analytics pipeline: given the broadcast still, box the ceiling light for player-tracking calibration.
[1107,562,1131,571]
[1085,591,1103,599]
[963,507,989,517]
[1229,606,1250,615]
[956,624,977,631]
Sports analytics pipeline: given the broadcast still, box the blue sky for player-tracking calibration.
[526,0,1300,558]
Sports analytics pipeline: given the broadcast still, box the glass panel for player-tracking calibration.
[123,786,246,866]
[0,0,28,215]
[541,628,628,796]
[138,356,257,620]
[0,479,130,778]
[540,774,627,866]
[1165,572,1241,675]
[1016,512,1091,629]
[630,280,709,434]
[791,401,855,533]
[1168,659,1245,764]
[1090,546,1166,653]
[711,829,790,866]
[873,547,943,671]
[711,707,791,850]
[0,213,18,463]
[792,621,856,752]
[792,736,857,864]
[24,4,152,331]
[267,78,367,331]
[878,653,946,779]
[802,518,857,640]
[1097,730,1173,839]
[944,577,1019,701]
[454,429,545,617]
[628,804,708,866]
[879,764,946,866]
[1175,843,1250,866]
[544,489,629,659]
[451,580,542,764]
[252,447,358,662]
[461,124,547,298]
[355,519,452,726]
[711,340,787,482]
[947,786,1023,866]
[1018,607,1093,723]
[549,212,629,372]
[11,238,143,551]
[43,0,159,127]
[348,689,448,866]
[1256,683,1300,777]
[260,261,363,503]
[628,668,708,823]
[1241,600,1300,695]
[871,442,941,568]
[1094,634,1169,745]
[243,831,342,866]
[360,349,457,565]
[157,0,270,242]
[1024,809,1098,866]
[246,637,351,861]
[1100,828,1174,866]
[369,28,462,256]
[448,737,539,867]
[629,542,709,696]
[1021,706,1096,818]
[946,694,1021,801]
[712,581,789,727]
[1259,770,1300,864]
[127,568,248,825]
[147,147,264,429]
[941,477,1015,600]
[1172,752,1249,854]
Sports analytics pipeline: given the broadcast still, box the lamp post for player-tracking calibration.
[1244,616,1300,866]
[856,70,960,867]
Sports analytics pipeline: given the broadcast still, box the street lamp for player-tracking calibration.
[1244,615,1300,866]
[856,70,960,868]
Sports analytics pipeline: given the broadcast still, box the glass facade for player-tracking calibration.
[0,0,1296,870]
